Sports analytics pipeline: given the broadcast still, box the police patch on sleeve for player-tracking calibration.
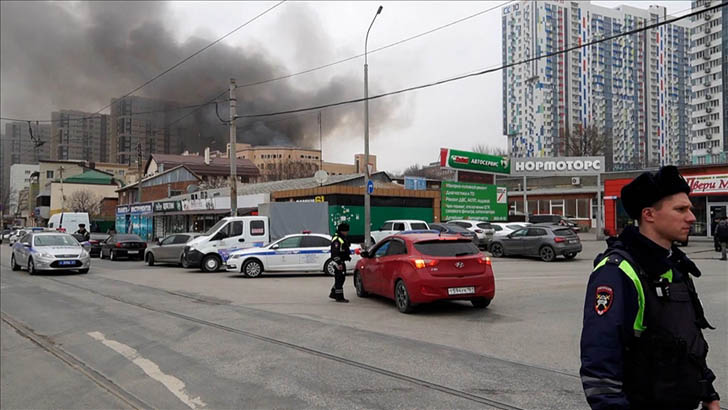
[595,285,614,316]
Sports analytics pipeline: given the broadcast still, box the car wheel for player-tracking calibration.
[471,297,491,309]
[323,259,337,276]
[100,249,106,259]
[146,253,155,266]
[242,259,263,278]
[180,256,189,268]
[10,254,20,271]
[28,258,37,275]
[78,268,89,274]
[354,271,368,297]
[490,243,504,257]
[394,280,414,313]
[201,254,221,272]
[539,245,556,262]
[564,252,577,260]
[110,250,117,261]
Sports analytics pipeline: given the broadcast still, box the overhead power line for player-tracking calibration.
[237,2,725,120]
[235,0,516,90]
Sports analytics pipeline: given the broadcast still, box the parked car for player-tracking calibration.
[1,228,12,243]
[226,232,362,277]
[445,220,493,249]
[428,223,478,244]
[88,233,109,257]
[354,232,495,313]
[488,225,581,262]
[10,232,90,274]
[145,233,200,266]
[100,234,147,260]
[491,222,530,238]
[8,229,28,246]
[528,214,580,232]
[370,220,430,245]
[183,216,270,272]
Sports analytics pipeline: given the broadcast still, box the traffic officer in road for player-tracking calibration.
[580,165,720,410]
[329,222,351,303]
[75,223,90,242]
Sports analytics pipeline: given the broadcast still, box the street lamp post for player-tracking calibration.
[364,5,383,249]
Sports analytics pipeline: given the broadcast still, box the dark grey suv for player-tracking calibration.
[488,224,581,262]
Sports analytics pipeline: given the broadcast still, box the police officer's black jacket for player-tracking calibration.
[330,234,351,264]
[580,226,718,409]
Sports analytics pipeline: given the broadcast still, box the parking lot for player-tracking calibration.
[2,237,726,409]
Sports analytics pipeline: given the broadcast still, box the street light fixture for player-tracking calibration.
[363,5,383,249]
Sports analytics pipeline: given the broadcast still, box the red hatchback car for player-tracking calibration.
[353,232,495,313]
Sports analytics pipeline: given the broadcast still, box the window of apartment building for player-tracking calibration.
[46,170,54,179]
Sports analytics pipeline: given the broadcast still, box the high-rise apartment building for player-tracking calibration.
[109,96,183,165]
[689,0,727,164]
[50,110,111,162]
[1,122,50,201]
[502,1,691,171]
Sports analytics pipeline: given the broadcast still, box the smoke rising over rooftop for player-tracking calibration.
[0,1,403,153]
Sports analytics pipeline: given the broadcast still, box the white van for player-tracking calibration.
[47,212,90,235]
[182,216,270,272]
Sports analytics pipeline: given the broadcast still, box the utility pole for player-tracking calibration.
[363,5,383,249]
[318,111,323,171]
[229,78,238,217]
[137,142,143,204]
[59,166,65,212]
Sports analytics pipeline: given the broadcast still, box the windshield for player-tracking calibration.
[204,219,228,236]
[34,235,78,247]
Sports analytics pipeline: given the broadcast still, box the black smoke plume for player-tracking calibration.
[0,1,402,154]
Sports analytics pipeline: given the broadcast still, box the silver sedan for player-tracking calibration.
[10,232,90,274]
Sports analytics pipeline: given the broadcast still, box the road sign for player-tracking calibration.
[367,180,374,194]
[440,148,510,174]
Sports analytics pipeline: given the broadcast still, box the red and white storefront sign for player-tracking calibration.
[684,174,728,196]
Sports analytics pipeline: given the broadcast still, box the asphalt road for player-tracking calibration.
[1,239,726,410]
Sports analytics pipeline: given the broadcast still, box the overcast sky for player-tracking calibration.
[1,1,691,173]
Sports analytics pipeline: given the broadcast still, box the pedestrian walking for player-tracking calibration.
[716,217,728,261]
[580,165,720,410]
[328,222,351,303]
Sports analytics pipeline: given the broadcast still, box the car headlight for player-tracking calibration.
[229,254,243,259]
[38,252,54,259]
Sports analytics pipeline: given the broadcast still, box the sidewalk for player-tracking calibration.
[578,231,723,260]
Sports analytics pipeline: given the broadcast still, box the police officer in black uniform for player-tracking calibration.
[580,166,720,410]
[329,223,351,303]
[75,223,90,242]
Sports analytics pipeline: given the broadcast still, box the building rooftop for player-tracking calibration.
[146,153,260,178]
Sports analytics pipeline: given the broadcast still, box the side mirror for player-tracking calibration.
[360,250,369,258]
[22,242,30,247]
[157,238,162,245]
[271,244,279,250]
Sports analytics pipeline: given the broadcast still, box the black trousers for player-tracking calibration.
[330,262,346,299]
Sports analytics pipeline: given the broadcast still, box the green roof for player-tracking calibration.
[63,169,115,185]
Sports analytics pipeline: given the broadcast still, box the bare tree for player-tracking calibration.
[1,188,17,216]
[266,161,318,181]
[560,125,606,157]
[471,144,508,156]
[400,164,427,178]
[200,176,229,190]
[67,190,101,217]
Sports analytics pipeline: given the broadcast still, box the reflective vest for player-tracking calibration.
[593,251,714,408]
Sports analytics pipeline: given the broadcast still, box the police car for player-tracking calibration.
[10,232,91,274]
[225,232,361,278]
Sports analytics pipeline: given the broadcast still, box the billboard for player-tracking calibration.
[441,181,507,221]
[440,148,510,175]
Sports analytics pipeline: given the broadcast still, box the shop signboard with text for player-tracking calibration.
[511,156,604,176]
[440,148,510,175]
[441,181,507,221]
[684,174,728,195]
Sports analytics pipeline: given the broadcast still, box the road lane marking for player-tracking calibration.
[88,331,206,409]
